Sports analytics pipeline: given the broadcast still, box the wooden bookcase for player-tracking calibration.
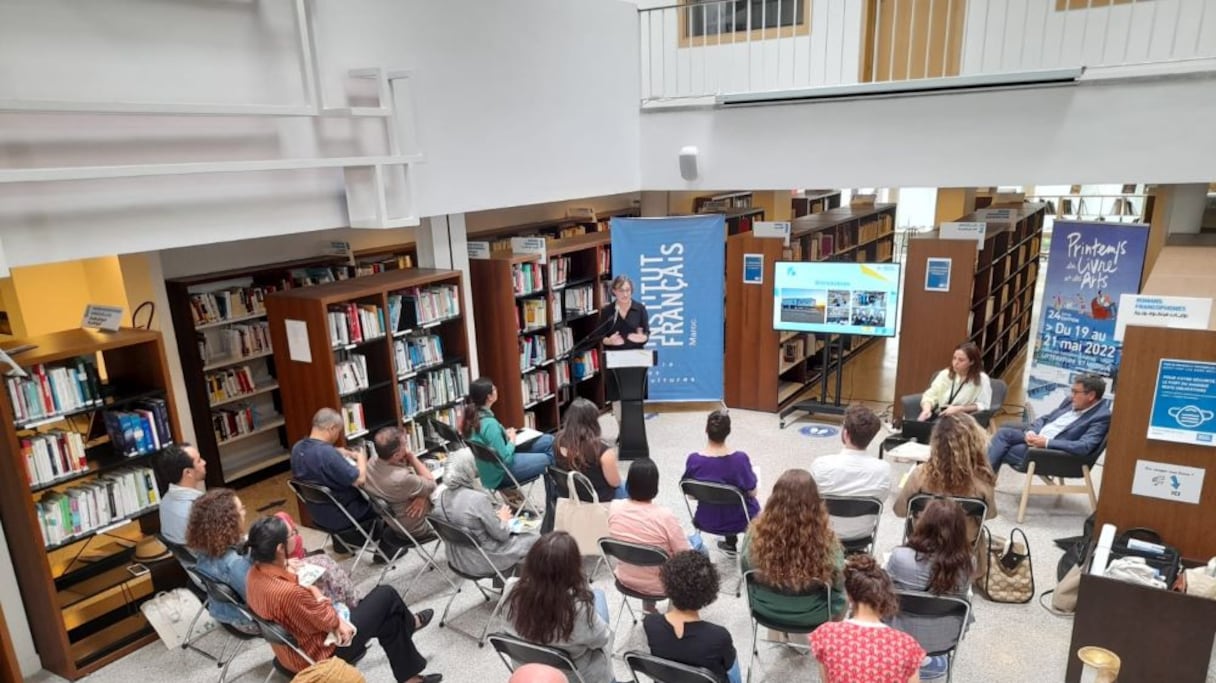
[791,189,843,217]
[0,328,183,679]
[166,247,418,487]
[468,232,613,432]
[263,268,469,459]
[469,209,633,258]
[692,191,766,235]
[724,204,897,412]
[893,202,1046,420]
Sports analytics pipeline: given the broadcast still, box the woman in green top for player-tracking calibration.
[741,468,846,630]
[460,378,555,491]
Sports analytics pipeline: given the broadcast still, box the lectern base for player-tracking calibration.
[617,398,648,461]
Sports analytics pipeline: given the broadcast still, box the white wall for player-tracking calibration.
[0,0,640,268]
[639,73,1216,190]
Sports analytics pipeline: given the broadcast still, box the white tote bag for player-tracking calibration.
[140,588,217,649]
[553,471,611,556]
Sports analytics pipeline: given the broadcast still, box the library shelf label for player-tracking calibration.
[940,222,986,250]
[80,304,124,332]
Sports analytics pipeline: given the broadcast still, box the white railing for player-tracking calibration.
[638,0,1216,104]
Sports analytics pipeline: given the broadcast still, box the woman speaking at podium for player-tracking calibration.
[598,275,650,425]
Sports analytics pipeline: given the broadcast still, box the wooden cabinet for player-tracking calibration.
[0,329,184,679]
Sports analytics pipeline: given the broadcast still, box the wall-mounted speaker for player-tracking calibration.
[679,146,698,181]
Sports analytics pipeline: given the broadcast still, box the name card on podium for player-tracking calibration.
[605,349,655,369]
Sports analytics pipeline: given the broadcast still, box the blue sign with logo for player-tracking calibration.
[611,215,725,401]
[1148,358,1216,447]
[799,424,840,439]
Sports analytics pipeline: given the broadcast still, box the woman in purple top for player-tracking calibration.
[682,410,760,553]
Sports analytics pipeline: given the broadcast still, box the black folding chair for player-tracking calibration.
[679,479,752,596]
[364,492,459,593]
[903,494,989,554]
[892,590,971,683]
[467,440,544,518]
[428,416,466,451]
[426,513,514,647]
[193,574,264,683]
[598,538,669,635]
[157,534,220,657]
[547,465,598,502]
[823,496,884,555]
[743,569,833,683]
[487,632,588,683]
[287,479,382,573]
[625,651,721,683]
[249,614,315,683]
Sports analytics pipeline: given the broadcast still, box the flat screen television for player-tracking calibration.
[772,261,902,337]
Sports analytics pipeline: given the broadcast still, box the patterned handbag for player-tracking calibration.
[975,526,1035,604]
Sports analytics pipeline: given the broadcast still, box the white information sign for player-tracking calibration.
[511,237,547,264]
[467,241,491,260]
[939,222,987,250]
[285,319,312,363]
[753,221,791,246]
[81,304,124,332]
[1131,459,1205,505]
[1114,294,1212,341]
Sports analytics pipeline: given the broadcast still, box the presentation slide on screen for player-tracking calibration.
[773,261,902,337]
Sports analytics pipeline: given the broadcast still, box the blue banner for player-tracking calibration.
[1027,221,1148,416]
[610,215,725,401]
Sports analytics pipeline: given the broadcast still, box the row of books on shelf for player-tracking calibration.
[189,286,267,326]
[206,365,263,404]
[554,328,574,357]
[199,322,272,365]
[599,248,611,275]
[549,257,571,288]
[393,284,461,328]
[518,299,547,330]
[854,214,895,245]
[563,285,595,314]
[512,262,546,296]
[523,411,538,430]
[343,403,366,436]
[522,370,553,404]
[520,335,548,370]
[103,398,174,457]
[854,241,894,262]
[401,365,470,416]
[394,335,445,374]
[21,430,87,487]
[355,253,414,276]
[571,349,600,379]
[336,355,370,395]
[330,303,386,347]
[36,466,160,548]
[6,358,104,425]
[213,405,271,444]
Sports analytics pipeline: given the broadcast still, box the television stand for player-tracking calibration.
[779,334,848,428]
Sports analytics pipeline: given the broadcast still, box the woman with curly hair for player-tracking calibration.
[644,551,740,683]
[886,499,975,681]
[893,412,997,541]
[556,397,625,502]
[504,532,613,683]
[185,489,358,621]
[809,555,925,683]
[740,469,846,629]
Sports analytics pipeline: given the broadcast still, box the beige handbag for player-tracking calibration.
[553,471,611,556]
[975,526,1035,604]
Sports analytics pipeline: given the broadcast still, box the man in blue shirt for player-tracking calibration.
[157,443,205,545]
[988,373,1112,472]
[291,407,392,558]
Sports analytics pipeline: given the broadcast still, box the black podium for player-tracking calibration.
[606,349,654,461]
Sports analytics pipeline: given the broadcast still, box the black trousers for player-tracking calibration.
[336,584,426,681]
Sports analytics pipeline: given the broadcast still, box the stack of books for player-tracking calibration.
[206,365,258,404]
[21,431,88,486]
[36,466,160,547]
[519,335,548,371]
[6,358,104,424]
[189,286,268,325]
[563,285,595,314]
[329,304,386,346]
[394,335,445,374]
[213,404,257,443]
[335,355,370,395]
[103,398,173,456]
[512,263,545,296]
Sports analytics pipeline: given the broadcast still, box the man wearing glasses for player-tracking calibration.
[987,373,1112,473]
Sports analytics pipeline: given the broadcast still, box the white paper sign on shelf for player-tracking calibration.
[753,221,791,246]
[511,237,548,264]
[328,240,355,265]
[1114,294,1212,341]
[1131,459,1205,504]
[940,222,987,250]
[975,208,1014,222]
[467,241,491,260]
[81,304,124,332]
[285,319,312,363]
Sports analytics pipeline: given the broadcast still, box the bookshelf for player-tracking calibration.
[468,232,612,432]
[893,202,1047,421]
[724,204,897,412]
[0,328,183,680]
[791,189,843,217]
[692,191,765,235]
[263,268,470,462]
[468,209,634,258]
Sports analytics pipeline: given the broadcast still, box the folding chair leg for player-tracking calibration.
[478,589,510,648]
[1017,462,1035,523]
[1082,466,1098,510]
[747,619,759,683]
[217,639,253,683]
[438,579,466,627]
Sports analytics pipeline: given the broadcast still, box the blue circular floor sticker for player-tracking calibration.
[799,424,840,438]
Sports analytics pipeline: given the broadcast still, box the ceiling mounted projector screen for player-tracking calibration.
[773,261,902,337]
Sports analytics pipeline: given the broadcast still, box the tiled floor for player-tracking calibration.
[29,341,1116,683]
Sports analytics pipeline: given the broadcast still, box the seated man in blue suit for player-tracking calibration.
[988,373,1111,473]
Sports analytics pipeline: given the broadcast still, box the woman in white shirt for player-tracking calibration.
[917,342,991,421]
